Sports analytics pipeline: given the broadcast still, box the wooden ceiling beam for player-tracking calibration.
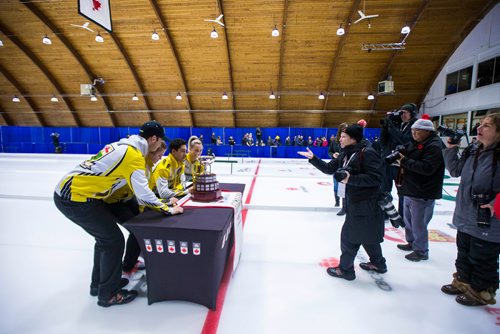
[20,0,116,126]
[217,0,236,127]
[322,0,363,113]
[0,101,13,126]
[276,0,290,111]
[371,0,431,111]
[109,32,153,121]
[0,63,45,126]
[149,0,193,126]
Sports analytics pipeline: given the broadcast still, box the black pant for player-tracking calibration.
[54,193,136,300]
[339,224,386,274]
[455,230,500,292]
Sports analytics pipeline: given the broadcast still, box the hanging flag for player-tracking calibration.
[78,0,112,32]
[155,239,164,253]
[144,239,152,253]
[167,240,176,254]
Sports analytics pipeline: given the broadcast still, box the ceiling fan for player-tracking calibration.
[204,14,225,27]
[353,0,379,24]
[70,22,95,32]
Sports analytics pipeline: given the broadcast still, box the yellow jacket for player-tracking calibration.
[151,153,187,199]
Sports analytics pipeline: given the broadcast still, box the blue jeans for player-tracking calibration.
[403,196,435,256]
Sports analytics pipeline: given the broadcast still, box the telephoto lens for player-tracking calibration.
[378,195,405,228]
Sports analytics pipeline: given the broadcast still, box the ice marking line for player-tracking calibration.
[201,158,260,334]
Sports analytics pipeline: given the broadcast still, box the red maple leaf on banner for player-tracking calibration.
[93,0,102,11]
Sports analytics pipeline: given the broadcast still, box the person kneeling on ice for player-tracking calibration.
[298,124,388,280]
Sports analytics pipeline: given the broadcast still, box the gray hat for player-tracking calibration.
[411,118,435,132]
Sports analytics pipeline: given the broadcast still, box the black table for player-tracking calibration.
[124,183,245,309]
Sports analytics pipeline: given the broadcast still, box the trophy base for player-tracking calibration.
[191,189,222,202]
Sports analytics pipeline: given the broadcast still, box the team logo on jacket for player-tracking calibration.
[180,241,188,255]
[167,240,176,254]
[155,239,164,253]
[193,243,201,255]
[144,239,153,252]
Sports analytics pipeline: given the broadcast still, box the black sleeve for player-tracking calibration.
[309,156,339,175]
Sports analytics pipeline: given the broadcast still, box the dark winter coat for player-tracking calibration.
[380,118,416,158]
[309,141,385,244]
[443,142,500,243]
[398,133,445,199]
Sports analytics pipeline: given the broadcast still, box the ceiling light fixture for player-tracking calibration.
[269,91,276,99]
[176,92,182,100]
[90,94,98,102]
[0,40,3,47]
[367,93,375,100]
[336,24,345,36]
[401,24,410,34]
[342,91,346,97]
[210,27,218,39]
[42,34,52,45]
[222,92,228,100]
[132,94,139,101]
[50,95,59,102]
[318,92,325,100]
[271,25,279,37]
[95,33,104,43]
[12,96,20,103]
[151,29,160,41]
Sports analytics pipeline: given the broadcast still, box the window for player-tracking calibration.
[477,56,500,88]
[445,66,473,95]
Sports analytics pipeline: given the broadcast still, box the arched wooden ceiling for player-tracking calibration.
[0,0,496,128]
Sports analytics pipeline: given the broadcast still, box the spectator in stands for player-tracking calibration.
[256,127,263,146]
[199,134,204,143]
[211,132,217,144]
[314,137,323,147]
[247,133,254,146]
[307,136,314,146]
[216,136,223,145]
[53,121,182,307]
[298,124,387,281]
[273,135,282,146]
[267,136,274,146]
[329,123,348,210]
[228,136,235,146]
[285,136,292,146]
[321,136,328,147]
[151,138,189,199]
[441,113,500,306]
[296,135,304,146]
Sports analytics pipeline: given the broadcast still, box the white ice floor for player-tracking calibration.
[0,153,499,334]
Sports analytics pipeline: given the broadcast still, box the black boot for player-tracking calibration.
[334,191,340,207]
[337,198,346,216]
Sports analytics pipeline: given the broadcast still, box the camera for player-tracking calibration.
[380,111,402,127]
[472,194,492,228]
[334,167,352,182]
[385,145,406,164]
[378,193,405,228]
[437,125,464,145]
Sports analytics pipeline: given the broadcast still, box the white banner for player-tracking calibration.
[78,0,112,32]
[181,191,243,273]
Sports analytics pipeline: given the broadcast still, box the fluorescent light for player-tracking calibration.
[222,92,228,100]
[210,28,218,39]
[90,94,98,102]
[42,35,52,45]
[272,25,279,37]
[367,93,375,100]
[50,95,58,102]
[152,30,160,41]
[12,96,20,103]
[336,25,345,36]
[132,94,139,101]
[318,92,325,100]
[95,33,104,43]
[176,93,182,100]
[269,92,276,99]
[401,25,410,34]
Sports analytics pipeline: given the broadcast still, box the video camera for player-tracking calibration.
[436,126,465,145]
[380,111,402,127]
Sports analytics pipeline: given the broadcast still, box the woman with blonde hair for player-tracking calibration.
[185,135,205,182]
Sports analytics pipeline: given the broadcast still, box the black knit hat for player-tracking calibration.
[400,103,417,115]
[343,124,364,142]
[139,121,167,140]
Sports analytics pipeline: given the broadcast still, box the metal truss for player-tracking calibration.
[361,43,406,51]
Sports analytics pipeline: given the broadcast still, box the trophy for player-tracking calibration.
[199,154,216,174]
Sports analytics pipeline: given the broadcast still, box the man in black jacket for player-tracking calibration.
[395,115,445,261]
[380,103,418,216]
[298,124,387,280]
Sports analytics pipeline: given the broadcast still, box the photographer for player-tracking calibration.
[394,115,445,262]
[380,103,418,216]
[441,113,499,306]
[298,124,387,281]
